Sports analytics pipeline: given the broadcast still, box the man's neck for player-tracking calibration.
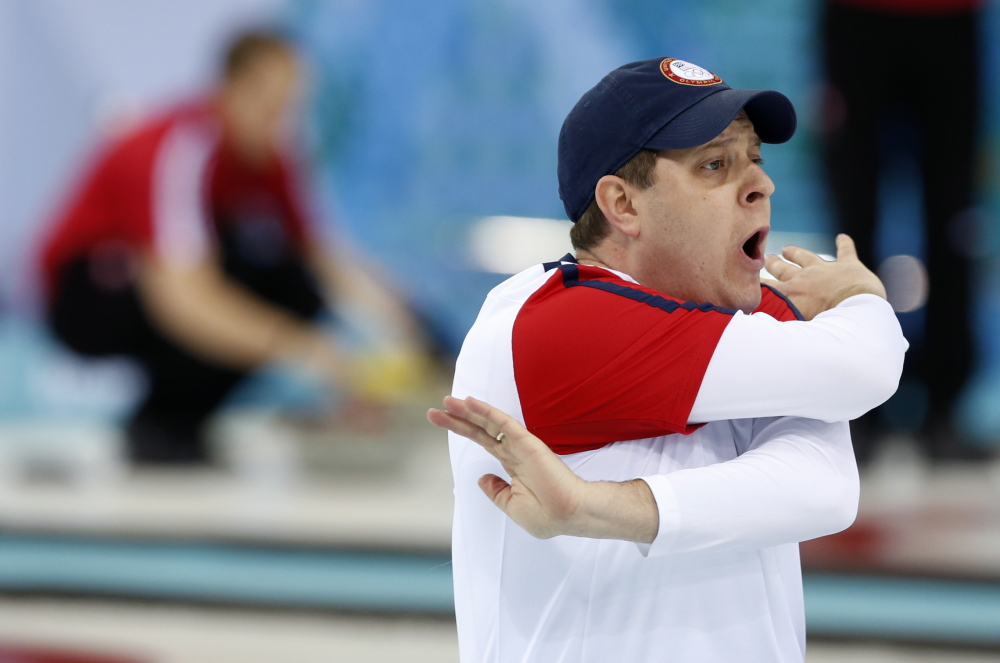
[574,248,614,271]
[575,245,673,297]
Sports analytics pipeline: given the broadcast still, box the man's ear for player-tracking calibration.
[594,175,640,238]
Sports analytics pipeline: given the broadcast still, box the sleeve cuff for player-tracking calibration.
[635,474,681,558]
[834,292,888,308]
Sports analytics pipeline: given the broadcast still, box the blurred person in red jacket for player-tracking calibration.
[38,30,424,465]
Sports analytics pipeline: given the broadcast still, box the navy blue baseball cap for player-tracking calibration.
[557,57,797,222]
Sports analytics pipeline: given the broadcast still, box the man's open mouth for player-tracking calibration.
[741,229,767,261]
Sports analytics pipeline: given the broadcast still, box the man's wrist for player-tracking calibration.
[572,479,658,543]
[275,324,345,383]
[828,283,887,310]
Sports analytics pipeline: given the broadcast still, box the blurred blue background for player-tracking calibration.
[2,0,1000,433]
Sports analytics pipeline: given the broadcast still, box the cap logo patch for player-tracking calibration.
[660,58,722,86]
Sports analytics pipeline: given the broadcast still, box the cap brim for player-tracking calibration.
[645,88,796,150]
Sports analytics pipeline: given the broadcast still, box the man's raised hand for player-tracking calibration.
[762,234,887,320]
[427,395,587,539]
[428,396,659,543]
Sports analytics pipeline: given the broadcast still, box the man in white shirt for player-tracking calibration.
[429,57,907,663]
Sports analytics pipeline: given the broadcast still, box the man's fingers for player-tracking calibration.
[442,394,475,419]
[781,244,823,267]
[427,407,480,440]
[427,407,470,436]
[835,233,858,262]
[442,395,496,436]
[764,254,797,280]
[432,395,531,452]
[427,407,501,454]
[465,396,527,445]
[479,474,512,509]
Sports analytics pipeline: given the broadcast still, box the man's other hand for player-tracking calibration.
[428,395,587,539]
[763,234,887,320]
[428,396,658,543]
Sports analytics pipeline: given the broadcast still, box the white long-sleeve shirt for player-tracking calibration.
[449,256,906,663]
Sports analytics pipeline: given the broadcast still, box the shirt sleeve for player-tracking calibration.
[512,265,735,454]
[274,151,317,246]
[151,122,215,268]
[636,416,859,557]
[688,294,908,424]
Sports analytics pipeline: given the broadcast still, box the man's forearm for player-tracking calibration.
[640,418,858,557]
[435,397,856,553]
[309,246,421,346]
[555,420,856,552]
[138,256,343,375]
[568,479,659,543]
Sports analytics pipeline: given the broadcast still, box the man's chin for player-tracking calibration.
[698,280,761,312]
[731,287,763,314]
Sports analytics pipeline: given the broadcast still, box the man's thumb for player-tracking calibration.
[836,234,858,262]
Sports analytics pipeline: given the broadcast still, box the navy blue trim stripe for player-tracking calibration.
[761,283,805,321]
[542,253,577,271]
[558,263,740,316]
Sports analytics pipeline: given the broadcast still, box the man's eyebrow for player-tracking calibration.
[700,136,737,151]
[695,134,763,152]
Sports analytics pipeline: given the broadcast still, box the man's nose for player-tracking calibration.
[742,165,775,205]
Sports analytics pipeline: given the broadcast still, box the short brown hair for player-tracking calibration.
[222,30,294,79]
[570,149,659,251]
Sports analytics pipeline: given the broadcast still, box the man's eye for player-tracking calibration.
[752,157,766,167]
[703,160,722,171]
